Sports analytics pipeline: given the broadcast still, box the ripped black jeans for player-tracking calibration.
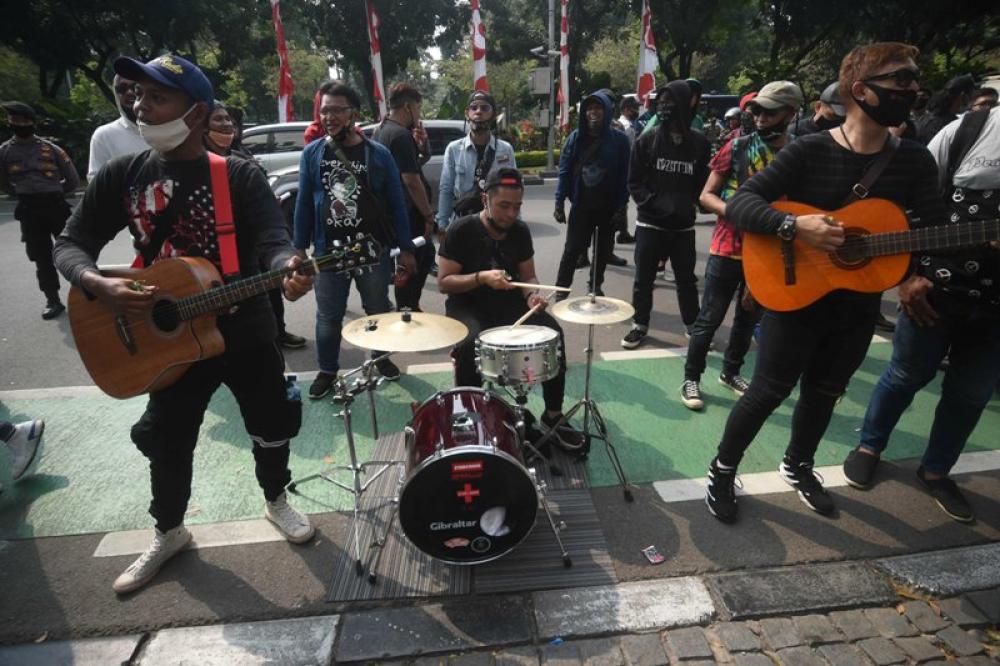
[716,294,879,468]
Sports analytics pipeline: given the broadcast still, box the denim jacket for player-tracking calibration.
[292,134,414,254]
[436,134,517,230]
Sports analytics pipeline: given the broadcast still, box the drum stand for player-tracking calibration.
[287,355,402,582]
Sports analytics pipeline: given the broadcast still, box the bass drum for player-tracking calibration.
[399,388,538,564]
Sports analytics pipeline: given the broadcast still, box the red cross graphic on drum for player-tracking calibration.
[457,483,480,504]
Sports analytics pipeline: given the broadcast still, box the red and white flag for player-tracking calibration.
[556,0,570,131]
[366,0,387,120]
[471,0,489,91]
[270,0,295,122]
[636,0,658,108]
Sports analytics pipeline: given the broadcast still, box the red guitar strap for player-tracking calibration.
[131,152,240,277]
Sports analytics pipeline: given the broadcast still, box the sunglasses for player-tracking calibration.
[467,103,492,113]
[748,106,782,117]
[320,105,355,116]
[864,68,920,88]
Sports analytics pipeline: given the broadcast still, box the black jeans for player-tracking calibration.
[130,342,301,532]
[556,203,615,292]
[395,239,435,311]
[631,225,699,328]
[16,194,69,298]
[684,254,760,381]
[447,296,566,414]
[716,295,879,468]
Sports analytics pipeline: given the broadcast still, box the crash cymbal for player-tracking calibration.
[341,311,469,352]
[551,295,635,325]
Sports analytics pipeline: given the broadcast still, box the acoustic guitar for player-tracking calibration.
[742,199,999,312]
[68,235,381,399]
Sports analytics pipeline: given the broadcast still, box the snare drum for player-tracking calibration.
[475,325,561,386]
[398,388,538,564]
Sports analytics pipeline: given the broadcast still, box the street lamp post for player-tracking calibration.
[546,0,556,172]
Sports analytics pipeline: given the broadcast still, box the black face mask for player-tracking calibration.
[815,115,841,130]
[656,104,675,124]
[740,111,755,136]
[757,120,790,142]
[856,82,917,127]
[12,124,34,138]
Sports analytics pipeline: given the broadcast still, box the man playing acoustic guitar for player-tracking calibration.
[54,55,316,594]
[704,43,947,522]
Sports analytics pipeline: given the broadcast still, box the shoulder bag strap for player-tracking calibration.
[945,109,990,193]
[841,134,900,206]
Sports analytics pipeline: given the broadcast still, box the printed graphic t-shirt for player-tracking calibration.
[320,141,381,245]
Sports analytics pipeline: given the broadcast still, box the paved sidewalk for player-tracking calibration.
[1,543,997,665]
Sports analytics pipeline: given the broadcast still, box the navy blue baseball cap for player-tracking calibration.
[113,54,215,106]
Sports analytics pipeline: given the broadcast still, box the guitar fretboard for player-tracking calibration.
[852,219,1000,258]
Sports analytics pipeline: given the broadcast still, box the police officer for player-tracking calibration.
[1,101,80,319]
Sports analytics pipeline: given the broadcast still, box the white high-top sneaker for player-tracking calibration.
[112,525,192,594]
[265,493,315,544]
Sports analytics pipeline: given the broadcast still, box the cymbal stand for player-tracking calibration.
[286,362,402,579]
[491,381,562,478]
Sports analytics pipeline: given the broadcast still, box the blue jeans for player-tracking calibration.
[685,254,761,381]
[314,251,393,374]
[860,294,1000,475]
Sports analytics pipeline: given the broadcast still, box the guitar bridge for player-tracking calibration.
[115,315,138,356]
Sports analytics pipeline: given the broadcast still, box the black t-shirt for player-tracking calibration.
[55,149,293,351]
[320,141,381,244]
[439,213,534,310]
[372,120,425,234]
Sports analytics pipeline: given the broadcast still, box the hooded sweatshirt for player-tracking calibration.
[86,86,149,181]
[628,80,711,230]
[555,91,631,210]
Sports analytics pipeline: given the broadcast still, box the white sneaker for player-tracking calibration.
[5,419,44,480]
[265,493,315,544]
[112,525,192,594]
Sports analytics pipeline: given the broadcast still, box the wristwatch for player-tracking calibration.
[776,214,797,242]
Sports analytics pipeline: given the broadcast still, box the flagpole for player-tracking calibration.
[545,0,555,171]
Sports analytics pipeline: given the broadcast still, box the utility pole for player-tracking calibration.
[545,0,556,172]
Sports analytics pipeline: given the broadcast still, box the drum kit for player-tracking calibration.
[288,286,637,584]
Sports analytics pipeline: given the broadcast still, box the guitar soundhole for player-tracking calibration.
[831,228,872,270]
[151,300,181,333]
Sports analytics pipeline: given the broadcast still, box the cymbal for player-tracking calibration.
[551,295,635,325]
[341,311,469,352]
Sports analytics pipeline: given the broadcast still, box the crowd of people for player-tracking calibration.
[0,40,997,595]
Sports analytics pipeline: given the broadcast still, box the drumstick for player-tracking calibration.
[505,281,571,293]
[510,302,544,330]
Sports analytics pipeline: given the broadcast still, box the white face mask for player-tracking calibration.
[138,105,197,153]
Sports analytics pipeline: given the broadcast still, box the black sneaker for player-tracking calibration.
[680,380,704,411]
[621,326,647,349]
[718,373,750,397]
[42,298,65,320]
[916,467,974,523]
[706,457,739,523]
[375,357,401,381]
[874,313,896,333]
[576,254,590,270]
[606,253,627,267]
[843,447,880,489]
[309,372,337,400]
[540,412,585,452]
[279,331,307,349]
[779,458,835,515]
[617,231,635,244]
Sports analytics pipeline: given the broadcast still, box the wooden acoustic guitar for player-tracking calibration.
[68,235,381,399]
[742,198,1000,312]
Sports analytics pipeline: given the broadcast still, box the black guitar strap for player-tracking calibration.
[841,134,900,206]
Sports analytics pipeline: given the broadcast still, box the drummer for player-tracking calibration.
[438,167,584,451]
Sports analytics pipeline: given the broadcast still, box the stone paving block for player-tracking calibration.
[893,636,946,663]
[619,634,668,666]
[875,544,1000,596]
[863,608,919,638]
[541,641,583,666]
[576,637,625,665]
[495,646,541,666]
[710,562,895,619]
[793,614,843,645]
[760,618,802,650]
[733,653,776,666]
[414,656,449,666]
[938,597,991,627]
[713,622,761,653]
[936,626,985,657]
[956,657,996,666]
[450,651,498,665]
[817,643,869,666]
[857,637,907,665]
[139,616,338,666]
[965,589,1000,623]
[337,596,531,662]
[666,627,713,660]
[903,601,952,633]
[0,635,142,666]
[829,610,880,642]
[775,646,826,666]
[533,578,715,640]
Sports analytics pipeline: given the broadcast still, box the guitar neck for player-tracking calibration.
[860,219,1000,257]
